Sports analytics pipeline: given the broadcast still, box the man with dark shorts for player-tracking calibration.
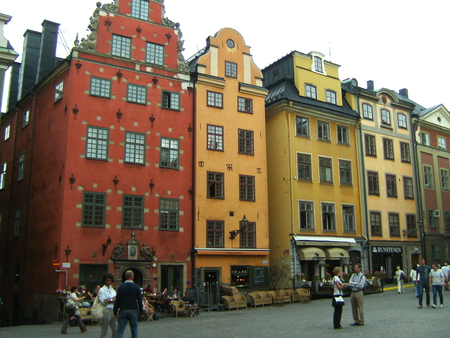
[416,258,432,308]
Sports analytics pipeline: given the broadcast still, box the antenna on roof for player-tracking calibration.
[58,28,71,56]
[328,41,332,62]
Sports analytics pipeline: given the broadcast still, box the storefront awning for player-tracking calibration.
[324,247,350,260]
[293,235,356,247]
[298,247,326,260]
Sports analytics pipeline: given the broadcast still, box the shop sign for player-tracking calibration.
[372,246,402,254]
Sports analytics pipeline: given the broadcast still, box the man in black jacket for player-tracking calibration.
[114,270,143,338]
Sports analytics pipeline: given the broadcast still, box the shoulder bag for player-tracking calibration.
[91,296,106,321]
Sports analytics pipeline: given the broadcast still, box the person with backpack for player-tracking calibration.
[395,266,406,293]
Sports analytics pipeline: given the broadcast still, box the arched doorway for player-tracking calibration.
[122,267,143,287]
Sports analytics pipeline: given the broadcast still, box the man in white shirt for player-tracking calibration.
[441,261,449,290]
[349,264,366,326]
[98,273,117,338]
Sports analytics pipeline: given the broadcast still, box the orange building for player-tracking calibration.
[0,0,193,325]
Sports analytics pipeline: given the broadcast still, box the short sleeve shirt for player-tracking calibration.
[416,265,431,282]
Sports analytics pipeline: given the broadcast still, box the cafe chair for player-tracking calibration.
[170,300,187,317]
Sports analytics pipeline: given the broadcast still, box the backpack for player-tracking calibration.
[400,271,406,281]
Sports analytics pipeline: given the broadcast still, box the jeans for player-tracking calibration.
[101,308,117,338]
[117,309,138,338]
[418,280,430,306]
[432,285,443,305]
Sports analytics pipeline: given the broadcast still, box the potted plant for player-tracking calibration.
[364,271,372,280]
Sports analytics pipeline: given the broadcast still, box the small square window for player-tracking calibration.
[90,77,112,98]
[238,97,252,113]
[112,34,131,58]
[127,84,147,104]
[86,126,109,160]
[131,0,149,20]
[146,42,164,65]
[305,84,317,99]
[225,61,237,78]
[362,104,373,119]
[162,91,180,110]
[207,91,223,108]
[326,90,336,104]
[207,125,224,151]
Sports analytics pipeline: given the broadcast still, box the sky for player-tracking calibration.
[1,0,449,112]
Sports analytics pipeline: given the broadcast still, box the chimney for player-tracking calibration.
[18,29,42,99]
[367,80,374,91]
[399,88,409,99]
[36,20,60,82]
[7,62,21,112]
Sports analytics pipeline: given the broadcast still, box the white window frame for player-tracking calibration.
[423,165,434,189]
[55,81,64,102]
[362,103,373,119]
[342,204,355,232]
[299,200,315,230]
[146,42,164,65]
[317,121,330,141]
[4,125,10,141]
[421,132,430,146]
[305,84,317,99]
[326,90,337,104]
[437,136,446,150]
[310,52,327,75]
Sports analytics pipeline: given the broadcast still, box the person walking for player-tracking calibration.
[113,270,143,338]
[395,266,406,294]
[416,258,431,309]
[349,264,366,326]
[61,286,88,334]
[410,265,420,297]
[98,273,117,338]
[429,263,445,308]
[331,266,348,329]
[441,261,449,291]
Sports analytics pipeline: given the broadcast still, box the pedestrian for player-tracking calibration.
[349,263,365,326]
[113,270,143,338]
[416,258,431,309]
[61,286,88,334]
[410,265,420,297]
[331,266,348,329]
[98,273,117,338]
[395,266,406,294]
[441,261,449,290]
[429,263,445,308]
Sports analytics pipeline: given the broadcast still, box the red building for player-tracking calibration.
[0,0,193,325]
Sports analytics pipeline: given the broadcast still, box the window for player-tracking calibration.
[131,0,149,20]
[319,157,332,183]
[162,91,180,110]
[370,212,382,236]
[326,90,337,104]
[160,137,179,169]
[386,174,397,197]
[296,116,309,137]
[159,198,179,230]
[146,42,164,65]
[317,121,330,141]
[421,132,430,146]
[313,56,323,73]
[225,61,237,78]
[438,136,446,150]
[238,97,252,113]
[240,222,256,248]
[389,213,400,236]
[111,34,131,58]
[406,214,417,238]
[207,172,224,198]
[0,163,6,189]
[122,195,144,229]
[403,177,414,199]
[431,243,440,260]
[86,126,109,160]
[381,109,391,125]
[14,208,21,237]
[423,165,434,189]
[368,171,379,195]
[337,125,349,145]
[322,203,335,231]
[238,129,254,155]
[22,110,29,128]
[207,91,223,108]
[55,81,63,102]
[365,134,376,156]
[362,103,373,119]
[339,160,352,186]
[239,175,255,201]
[4,125,10,140]
[297,153,312,181]
[127,84,147,104]
[343,205,355,232]
[441,169,450,191]
[207,221,224,247]
[400,142,410,163]
[207,125,223,151]
[445,211,450,230]
[18,151,25,181]
[90,77,111,98]
[428,210,437,229]
[383,138,394,160]
[125,132,145,165]
[299,201,314,230]
[397,113,407,129]
[82,192,106,227]
[305,84,317,99]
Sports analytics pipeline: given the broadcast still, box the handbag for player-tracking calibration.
[91,296,106,321]
[66,298,78,310]
[334,296,344,303]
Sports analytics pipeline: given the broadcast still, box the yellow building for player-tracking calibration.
[262,51,363,288]
[188,28,270,299]
[347,82,420,281]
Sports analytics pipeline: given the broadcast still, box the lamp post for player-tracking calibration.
[229,215,249,239]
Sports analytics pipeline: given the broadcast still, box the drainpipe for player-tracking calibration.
[190,78,198,301]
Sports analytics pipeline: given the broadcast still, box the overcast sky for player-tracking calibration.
[2,0,449,112]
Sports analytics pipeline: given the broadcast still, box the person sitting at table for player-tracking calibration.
[143,284,152,294]
[77,286,92,308]
[172,286,180,298]
[142,297,155,320]
[161,288,169,303]
[181,291,195,305]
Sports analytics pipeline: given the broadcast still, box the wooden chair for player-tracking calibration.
[287,289,301,303]
[297,288,311,303]
[170,300,186,317]
[79,307,93,325]
[143,302,155,321]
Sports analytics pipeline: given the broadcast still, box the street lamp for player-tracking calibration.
[229,215,249,239]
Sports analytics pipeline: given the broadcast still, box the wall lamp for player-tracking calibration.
[102,236,112,256]
[229,215,249,239]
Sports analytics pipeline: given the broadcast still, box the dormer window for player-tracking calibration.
[305,84,317,99]
[310,52,327,75]
[314,56,323,73]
